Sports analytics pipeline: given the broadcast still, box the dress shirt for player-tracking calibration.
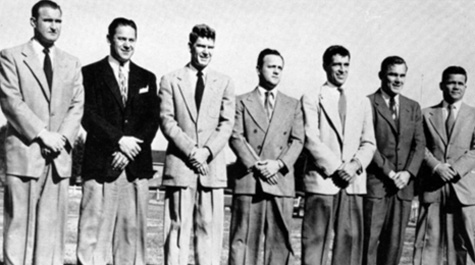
[257,86,276,111]
[380,89,399,117]
[442,100,462,120]
[31,38,55,67]
[108,56,130,87]
[187,63,208,91]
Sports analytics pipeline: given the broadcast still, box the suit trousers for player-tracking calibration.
[362,195,412,265]
[415,185,475,265]
[228,193,294,265]
[163,184,224,265]
[77,171,149,265]
[301,190,364,265]
[3,165,68,265]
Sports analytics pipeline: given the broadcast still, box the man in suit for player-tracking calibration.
[76,18,160,265]
[414,66,475,265]
[159,24,235,265]
[228,48,304,265]
[0,1,84,264]
[301,45,376,265]
[363,56,425,265]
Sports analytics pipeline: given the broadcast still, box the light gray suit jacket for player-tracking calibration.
[159,64,235,188]
[0,40,84,178]
[420,102,475,205]
[301,84,376,195]
[230,88,304,197]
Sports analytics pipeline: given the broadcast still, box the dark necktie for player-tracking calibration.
[389,96,397,121]
[338,88,346,133]
[446,104,455,137]
[264,91,274,120]
[195,71,205,111]
[43,48,53,90]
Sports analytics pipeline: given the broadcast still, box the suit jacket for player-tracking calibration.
[159,64,235,188]
[81,57,160,180]
[0,40,84,178]
[229,88,304,197]
[419,102,475,205]
[366,89,425,200]
[301,84,376,195]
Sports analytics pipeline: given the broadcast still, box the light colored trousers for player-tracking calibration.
[3,166,69,265]
[163,185,224,265]
[77,172,149,265]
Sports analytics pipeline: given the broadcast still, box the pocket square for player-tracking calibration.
[139,86,149,94]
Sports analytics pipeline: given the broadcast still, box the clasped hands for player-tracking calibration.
[189,147,211,175]
[331,160,360,189]
[389,171,411,189]
[38,130,67,159]
[253,160,283,185]
[112,136,143,171]
[435,163,459,183]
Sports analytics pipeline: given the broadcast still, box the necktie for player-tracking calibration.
[43,48,53,90]
[446,104,455,137]
[389,96,397,121]
[338,88,346,133]
[195,71,205,111]
[264,91,274,120]
[118,65,127,105]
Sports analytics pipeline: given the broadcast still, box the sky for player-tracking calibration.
[1,0,475,152]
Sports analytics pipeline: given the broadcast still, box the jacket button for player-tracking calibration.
[124,120,129,124]
[257,145,261,150]
[283,131,287,135]
[254,129,258,133]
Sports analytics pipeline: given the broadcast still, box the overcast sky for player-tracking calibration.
[1,0,475,152]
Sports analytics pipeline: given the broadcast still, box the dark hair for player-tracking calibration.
[442,66,467,83]
[31,0,61,19]
[380,56,407,73]
[323,45,350,66]
[257,48,284,68]
[189,24,215,45]
[107,17,137,40]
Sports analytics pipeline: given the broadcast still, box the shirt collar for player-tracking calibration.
[188,63,207,77]
[108,55,130,72]
[31,38,55,57]
[257,86,277,98]
[380,88,399,104]
[442,100,462,110]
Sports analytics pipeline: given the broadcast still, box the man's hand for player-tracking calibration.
[119,136,143,160]
[111,151,130,171]
[189,147,211,167]
[254,160,282,185]
[435,163,458,182]
[38,130,66,153]
[336,160,360,183]
[392,171,411,189]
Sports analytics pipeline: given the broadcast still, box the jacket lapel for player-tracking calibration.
[242,88,269,132]
[262,91,290,148]
[126,62,140,106]
[176,67,198,122]
[99,58,125,110]
[197,70,218,122]
[427,103,448,145]
[449,103,470,142]
[374,90,398,134]
[22,41,51,101]
[398,96,412,138]
[319,87,343,144]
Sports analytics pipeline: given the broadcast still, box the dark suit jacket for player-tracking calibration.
[229,88,304,197]
[366,89,425,200]
[420,102,475,205]
[81,57,160,181]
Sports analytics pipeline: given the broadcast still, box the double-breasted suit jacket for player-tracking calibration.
[81,57,160,180]
[420,102,475,204]
[230,88,304,197]
[159,65,235,188]
[302,85,376,194]
[0,40,84,178]
[367,90,425,200]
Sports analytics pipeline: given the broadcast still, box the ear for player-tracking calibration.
[188,42,193,52]
[439,82,444,91]
[30,17,37,28]
[378,71,383,80]
[256,65,261,76]
[106,35,111,45]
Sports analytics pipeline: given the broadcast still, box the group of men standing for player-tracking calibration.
[1,1,475,265]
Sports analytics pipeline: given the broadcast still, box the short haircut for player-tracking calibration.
[257,48,284,68]
[323,45,350,66]
[189,24,215,45]
[442,66,467,82]
[107,17,137,40]
[31,0,61,19]
[380,56,407,73]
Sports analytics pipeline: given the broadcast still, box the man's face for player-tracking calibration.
[257,54,284,90]
[189,37,214,70]
[324,54,350,87]
[380,63,407,97]
[440,74,467,104]
[31,7,62,46]
[109,25,136,64]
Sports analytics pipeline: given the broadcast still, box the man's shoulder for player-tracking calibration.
[131,61,156,79]
[400,94,421,109]
[277,91,299,105]
[55,47,80,64]
[207,68,231,81]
